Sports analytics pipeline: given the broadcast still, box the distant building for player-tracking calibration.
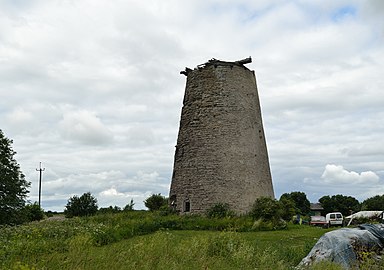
[310,203,324,216]
[169,58,274,215]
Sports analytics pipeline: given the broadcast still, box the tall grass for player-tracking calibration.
[5,230,312,269]
[1,212,382,269]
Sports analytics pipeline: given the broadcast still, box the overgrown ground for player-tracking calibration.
[0,211,376,269]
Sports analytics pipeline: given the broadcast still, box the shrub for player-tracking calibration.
[252,219,287,231]
[157,205,177,216]
[98,206,122,214]
[64,192,98,218]
[45,211,54,218]
[23,202,44,222]
[206,203,235,218]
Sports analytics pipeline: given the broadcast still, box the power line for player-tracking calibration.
[36,162,45,208]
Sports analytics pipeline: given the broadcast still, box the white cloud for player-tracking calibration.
[133,171,159,182]
[59,110,113,145]
[99,187,125,197]
[6,107,33,122]
[321,164,379,185]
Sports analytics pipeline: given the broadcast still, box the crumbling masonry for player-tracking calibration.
[169,57,274,214]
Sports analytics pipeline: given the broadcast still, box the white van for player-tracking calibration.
[326,212,343,226]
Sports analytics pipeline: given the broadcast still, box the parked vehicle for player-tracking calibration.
[326,212,344,226]
[309,215,329,228]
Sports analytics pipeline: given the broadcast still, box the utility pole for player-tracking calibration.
[36,162,45,208]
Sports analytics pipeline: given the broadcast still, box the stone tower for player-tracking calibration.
[169,57,274,215]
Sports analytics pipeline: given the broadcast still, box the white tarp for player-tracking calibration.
[345,211,383,226]
[297,224,384,269]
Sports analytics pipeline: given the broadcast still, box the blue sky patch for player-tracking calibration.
[332,6,357,22]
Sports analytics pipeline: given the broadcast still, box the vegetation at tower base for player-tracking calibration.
[249,197,287,230]
[206,202,235,218]
[64,192,98,217]
[0,129,30,225]
[250,197,282,221]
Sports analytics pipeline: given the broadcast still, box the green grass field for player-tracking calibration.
[0,212,359,269]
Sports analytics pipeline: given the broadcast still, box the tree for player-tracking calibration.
[318,195,333,213]
[64,192,98,217]
[144,193,167,211]
[279,197,296,221]
[319,195,360,216]
[362,195,384,211]
[0,129,30,225]
[280,191,310,215]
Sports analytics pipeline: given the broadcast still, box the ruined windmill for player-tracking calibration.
[169,57,274,214]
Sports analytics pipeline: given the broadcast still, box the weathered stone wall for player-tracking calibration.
[169,59,274,214]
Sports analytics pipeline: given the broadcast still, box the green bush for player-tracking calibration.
[248,197,288,230]
[45,210,55,218]
[23,202,44,222]
[206,203,235,218]
[98,206,122,214]
[252,219,287,231]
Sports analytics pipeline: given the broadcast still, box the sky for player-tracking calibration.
[1,0,383,211]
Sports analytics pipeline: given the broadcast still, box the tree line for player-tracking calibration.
[279,191,384,218]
